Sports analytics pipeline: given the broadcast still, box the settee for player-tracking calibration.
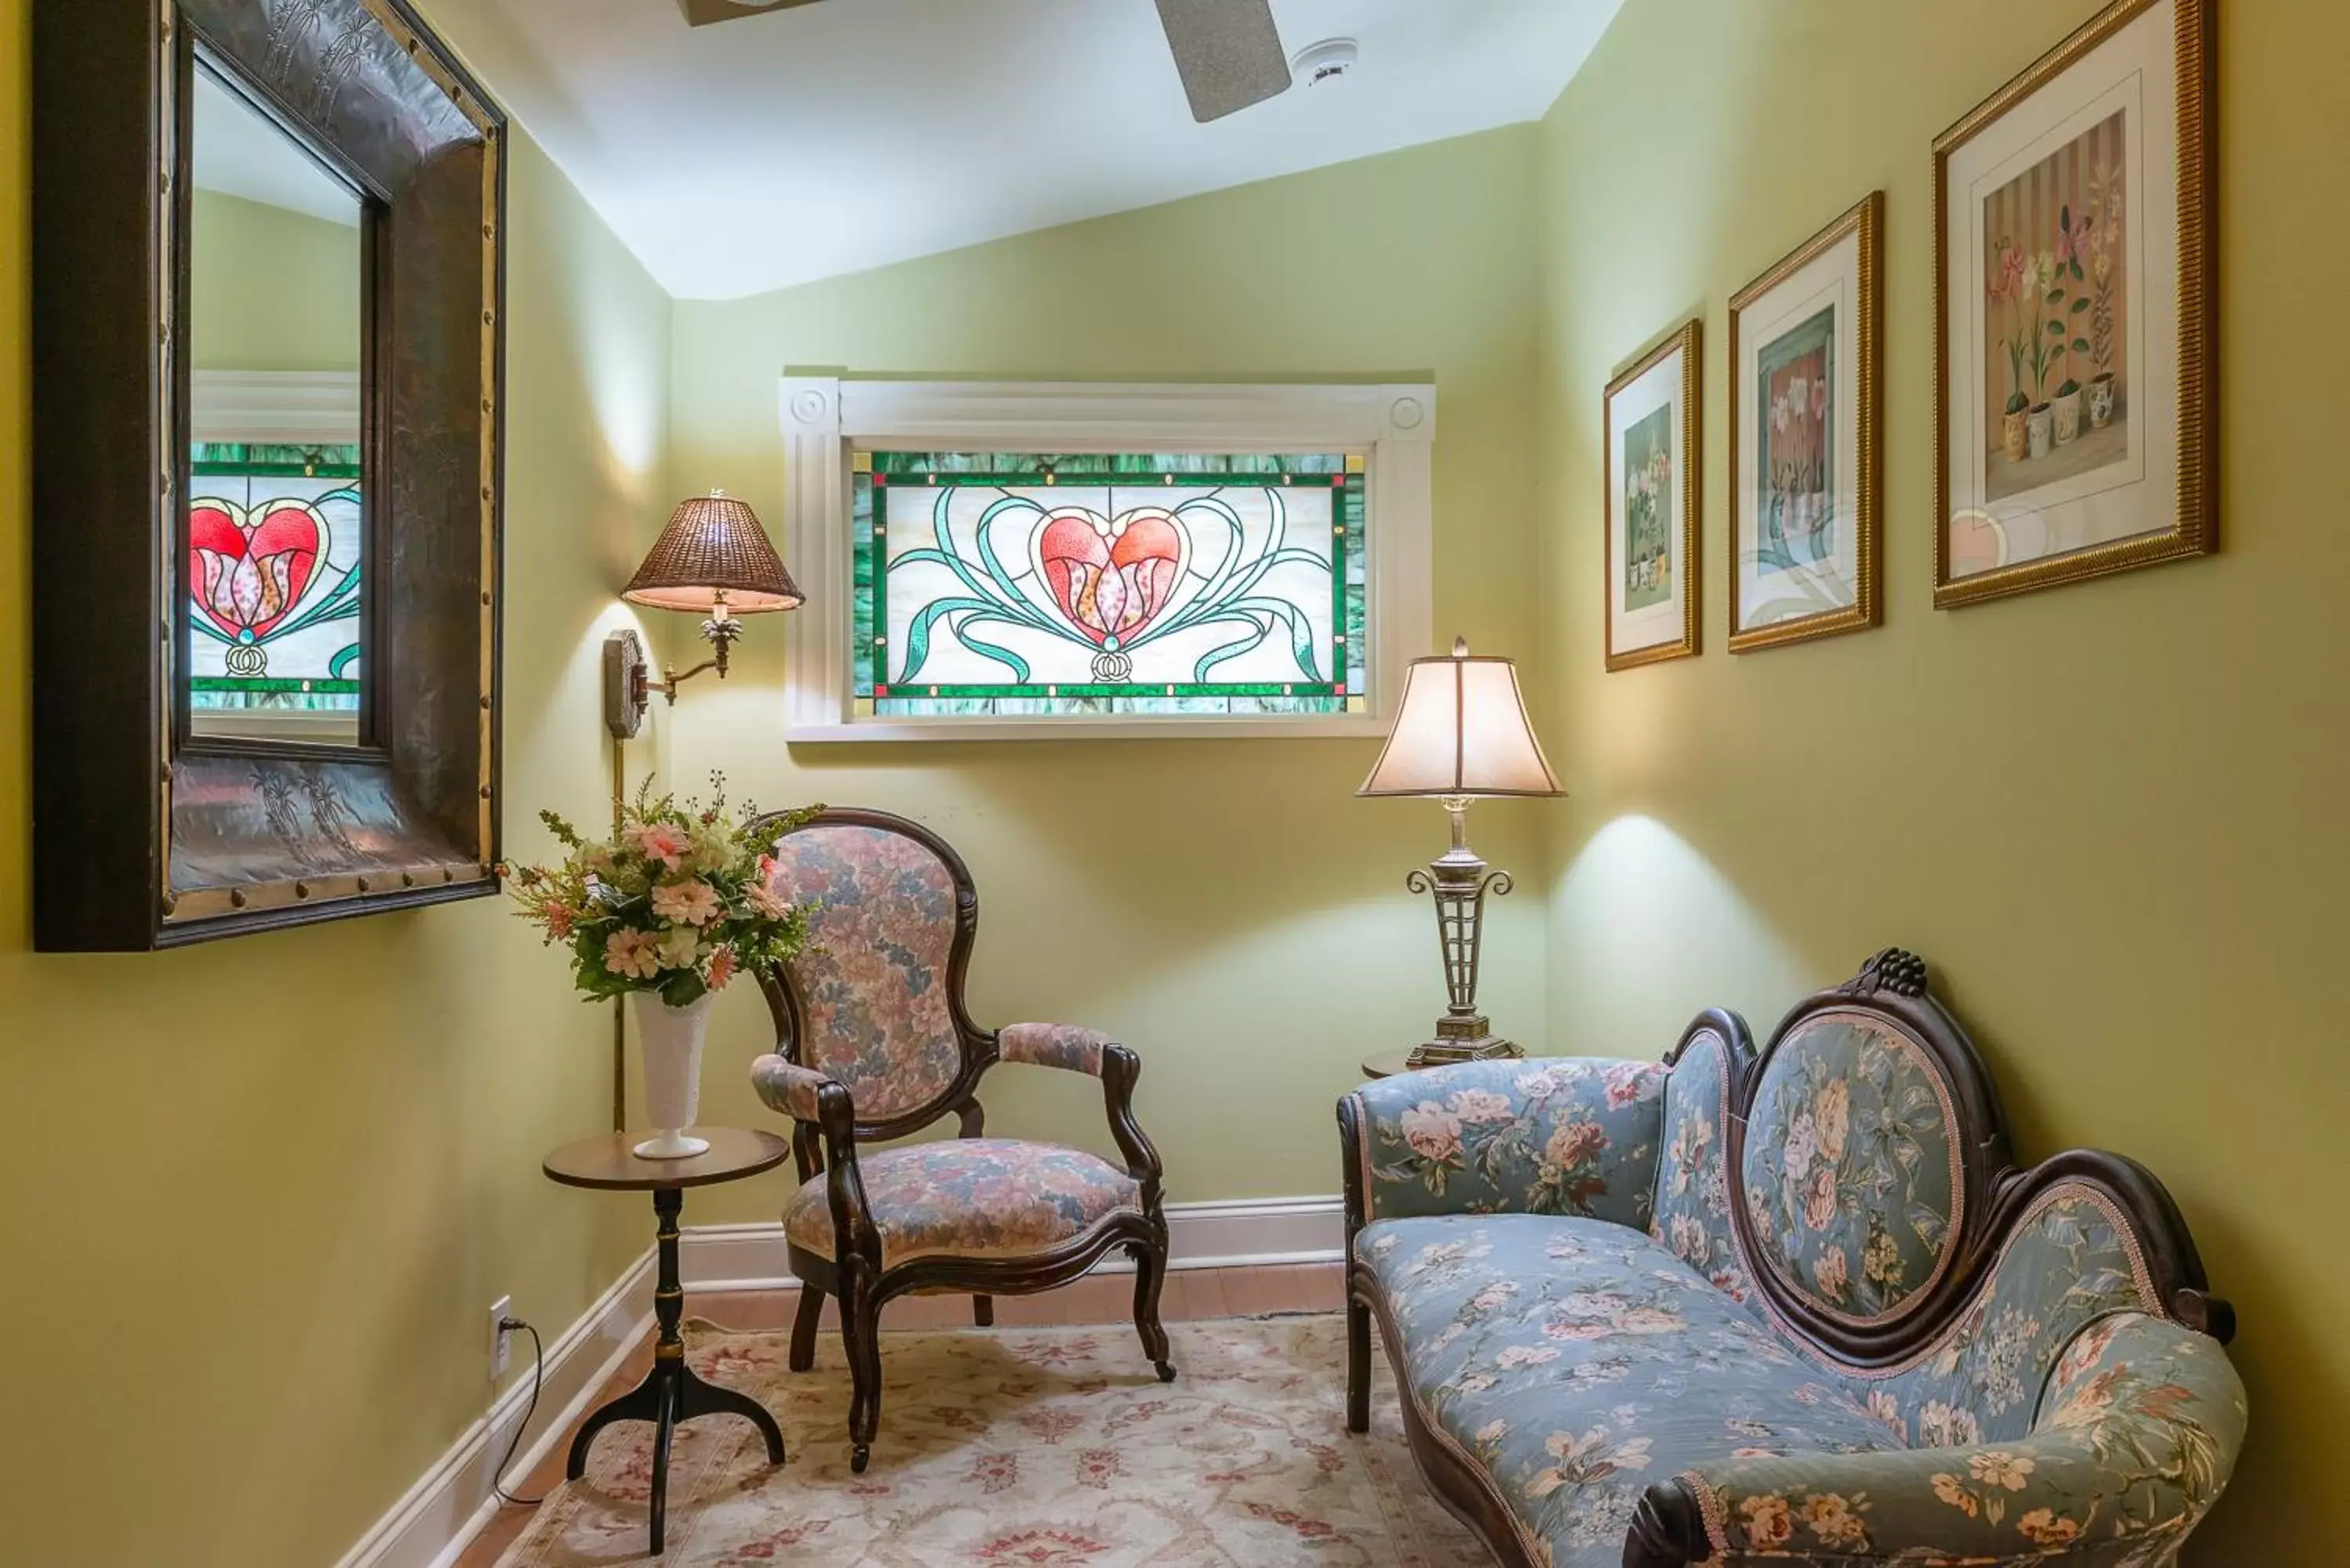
[1338,950,2245,1568]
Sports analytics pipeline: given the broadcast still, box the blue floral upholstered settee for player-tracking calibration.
[1338,950,2245,1568]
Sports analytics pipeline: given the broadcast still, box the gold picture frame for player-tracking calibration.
[1728,192,1884,653]
[1932,0,2215,608]
[1603,319,1702,672]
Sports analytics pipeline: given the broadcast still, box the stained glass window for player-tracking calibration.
[187,442,363,718]
[851,451,1368,718]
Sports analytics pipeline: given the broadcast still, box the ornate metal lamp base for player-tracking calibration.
[1406,1027,1525,1070]
[1401,797,1525,1070]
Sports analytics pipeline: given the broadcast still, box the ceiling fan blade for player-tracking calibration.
[676,0,827,28]
[1153,0,1292,123]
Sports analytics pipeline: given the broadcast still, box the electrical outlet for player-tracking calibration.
[488,1295,514,1380]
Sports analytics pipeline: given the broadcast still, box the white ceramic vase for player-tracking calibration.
[632,990,716,1159]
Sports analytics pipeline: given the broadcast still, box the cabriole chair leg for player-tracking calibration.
[790,1282,825,1373]
[1130,1234,1176,1382]
[841,1284,884,1473]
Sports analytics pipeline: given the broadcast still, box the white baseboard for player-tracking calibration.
[334,1249,656,1568]
[678,1194,1346,1293]
[342,1194,1341,1568]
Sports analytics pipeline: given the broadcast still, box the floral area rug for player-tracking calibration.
[494,1314,1488,1566]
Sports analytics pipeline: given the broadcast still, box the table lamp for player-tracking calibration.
[605,490,803,737]
[1358,638,1562,1066]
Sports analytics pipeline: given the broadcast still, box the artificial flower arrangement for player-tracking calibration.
[503,775,821,1008]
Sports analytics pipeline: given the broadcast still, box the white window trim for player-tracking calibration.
[779,375,1434,742]
[191,369,361,446]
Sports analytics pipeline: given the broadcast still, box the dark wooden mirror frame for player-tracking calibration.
[33,0,508,950]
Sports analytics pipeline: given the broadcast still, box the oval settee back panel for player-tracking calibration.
[1738,1010,1963,1327]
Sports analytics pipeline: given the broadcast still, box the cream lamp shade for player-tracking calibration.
[1358,638,1562,800]
[621,490,804,615]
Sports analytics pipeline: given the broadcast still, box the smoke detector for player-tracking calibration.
[1290,38,1360,87]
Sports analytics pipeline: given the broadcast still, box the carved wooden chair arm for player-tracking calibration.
[992,1024,1163,1194]
[748,1053,881,1268]
[998,1021,1117,1076]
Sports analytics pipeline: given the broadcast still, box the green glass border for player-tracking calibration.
[190,677,361,695]
[856,451,1358,703]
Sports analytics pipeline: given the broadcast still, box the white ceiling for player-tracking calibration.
[434,0,1622,299]
[192,70,363,226]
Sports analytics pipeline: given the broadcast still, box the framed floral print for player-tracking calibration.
[1604,320,1701,671]
[1728,193,1884,652]
[1934,0,2215,607]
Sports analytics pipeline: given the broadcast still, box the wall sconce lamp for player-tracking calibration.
[603,490,804,738]
[1358,637,1563,1066]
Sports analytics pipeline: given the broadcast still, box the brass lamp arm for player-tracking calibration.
[652,605,743,705]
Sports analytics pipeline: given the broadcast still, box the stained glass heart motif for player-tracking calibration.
[1032,507,1187,649]
[189,497,325,643]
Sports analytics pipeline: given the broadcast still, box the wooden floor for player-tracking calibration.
[456,1262,1345,1568]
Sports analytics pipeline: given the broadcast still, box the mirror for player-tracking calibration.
[186,62,367,746]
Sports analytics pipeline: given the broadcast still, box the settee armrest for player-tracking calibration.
[1340,1057,1668,1233]
[1634,1313,2246,1565]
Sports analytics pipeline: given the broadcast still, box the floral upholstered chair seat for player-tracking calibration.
[1339,955,2249,1568]
[1360,1215,1907,1566]
[780,1138,1143,1268]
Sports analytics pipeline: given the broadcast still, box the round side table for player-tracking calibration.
[1360,1049,1421,1081]
[543,1127,792,1555]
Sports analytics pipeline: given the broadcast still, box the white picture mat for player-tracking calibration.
[1735,233,1863,629]
[1607,344,1688,656]
[1944,0,2180,573]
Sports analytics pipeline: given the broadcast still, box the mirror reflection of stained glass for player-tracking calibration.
[186,63,366,746]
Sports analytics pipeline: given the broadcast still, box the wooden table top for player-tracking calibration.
[1360,1049,1420,1081]
[542,1127,792,1191]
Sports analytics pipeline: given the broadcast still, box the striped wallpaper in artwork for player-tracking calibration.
[1980,109,2129,433]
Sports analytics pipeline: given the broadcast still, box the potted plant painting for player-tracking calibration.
[1989,240,2033,461]
[2085,164,2122,430]
[2048,204,2095,447]
[505,779,818,1158]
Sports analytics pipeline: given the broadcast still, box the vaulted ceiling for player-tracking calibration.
[431,0,1622,298]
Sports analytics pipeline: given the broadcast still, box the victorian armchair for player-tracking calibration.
[746,807,1174,1472]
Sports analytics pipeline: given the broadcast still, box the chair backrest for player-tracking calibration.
[754,807,982,1135]
[1716,948,2230,1378]
[1730,948,2012,1354]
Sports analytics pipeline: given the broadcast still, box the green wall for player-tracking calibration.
[654,127,1552,1217]
[1531,1,2348,1558]
[190,188,361,373]
[0,14,677,1562]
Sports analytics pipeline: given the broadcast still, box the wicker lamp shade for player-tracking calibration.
[622,492,803,614]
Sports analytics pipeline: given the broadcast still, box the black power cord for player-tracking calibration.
[491,1316,548,1507]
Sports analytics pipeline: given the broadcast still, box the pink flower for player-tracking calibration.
[1400,1104,1463,1164]
[650,878,722,927]
[630,822,689,870]
[605,928,661,981]
[744,881,793,920]
[1812,379,1828,423]
[541,899,574,939]
[706,945,739,991]
[1996,242,2025,300]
